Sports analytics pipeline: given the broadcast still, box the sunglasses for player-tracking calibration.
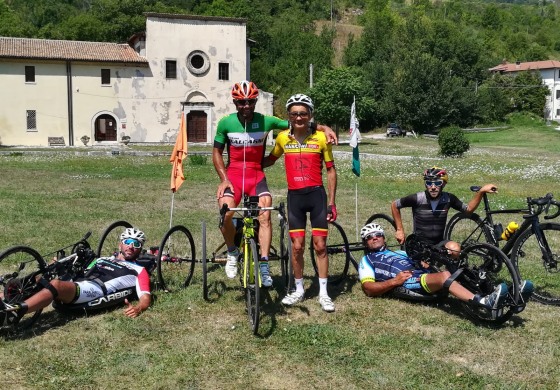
[121,238,142,248]
[234,99,257,106]
[288,111,310,119]
[365,232,384,240]
[425,180,444,187]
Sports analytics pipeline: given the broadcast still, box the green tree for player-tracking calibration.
[310,67,376,130]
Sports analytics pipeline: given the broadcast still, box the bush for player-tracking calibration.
[189,154,208,165]
[438,126,470,157]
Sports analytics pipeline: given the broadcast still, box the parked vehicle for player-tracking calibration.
[386,123,406,137]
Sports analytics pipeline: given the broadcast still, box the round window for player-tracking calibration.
[186,50,210,76]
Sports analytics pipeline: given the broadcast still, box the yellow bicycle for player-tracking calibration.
[201,195,282,334]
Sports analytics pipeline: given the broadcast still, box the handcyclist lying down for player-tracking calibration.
[0,228,151,326]
[357,223,534,316]
[213,80,338,288]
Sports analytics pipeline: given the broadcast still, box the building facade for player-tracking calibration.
[489,60,560,122]
[0,13,274,147]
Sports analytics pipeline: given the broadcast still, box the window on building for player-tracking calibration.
[557,109,560,116]
[26,110,37,131]
[101,69,111,85]
[25,66,35,83]
[218,63,229,81]
[556,89,560,99]
[166,60,177,79]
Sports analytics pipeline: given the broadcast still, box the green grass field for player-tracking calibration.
[1,118,560,389]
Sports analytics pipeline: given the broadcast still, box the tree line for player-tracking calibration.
[0,0,556,132]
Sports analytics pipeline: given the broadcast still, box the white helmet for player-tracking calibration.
[120,227,146,244]
[286,94,314,113]
[360,223,384,240]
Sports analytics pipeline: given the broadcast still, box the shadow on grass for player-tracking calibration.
[0,306,122,341]
[383,294,530,329]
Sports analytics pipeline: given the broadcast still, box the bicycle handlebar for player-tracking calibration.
[525,193,560,219]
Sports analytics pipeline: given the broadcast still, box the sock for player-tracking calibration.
[295,278,304,294]
[319,277,328,297]
[227,246,239,255]
[260,256,269,265]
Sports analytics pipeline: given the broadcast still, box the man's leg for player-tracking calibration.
[282,235,306,305]
[423,272,508,309]
[219,196,240,279]
[313,235,334,312]
[26,279,77,311]
[1,279,77,323]
[257,195,273,287]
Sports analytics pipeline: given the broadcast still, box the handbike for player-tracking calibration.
[405,234,522,325]
[444,188,560,305]
[0,232,96,330]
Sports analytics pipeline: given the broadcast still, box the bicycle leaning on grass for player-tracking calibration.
[444,187,560,305]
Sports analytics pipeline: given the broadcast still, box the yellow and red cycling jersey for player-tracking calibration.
[269,129,334,190]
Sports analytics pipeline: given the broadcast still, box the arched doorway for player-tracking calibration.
[187,111,207,142]
[94,114,117,141]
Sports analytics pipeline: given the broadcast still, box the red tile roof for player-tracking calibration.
[0,37,149,65]
[489,60,560,72]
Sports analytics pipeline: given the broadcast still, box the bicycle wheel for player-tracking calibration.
[512,223,560,305]
[458,243,520,325]
[365,213,401,250]
[0,246,46,329]
[279,220,294,292]
[156,225,196,292]
[310,221,351,285]
[201,222,209,301]
[245,238,260,335]
[444,212,494,248]
[97,220,133,258]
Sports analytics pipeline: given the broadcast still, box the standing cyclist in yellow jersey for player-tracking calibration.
[213,82,338,288]
[263,94,337,312]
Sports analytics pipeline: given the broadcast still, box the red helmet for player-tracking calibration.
[231,81,259,100]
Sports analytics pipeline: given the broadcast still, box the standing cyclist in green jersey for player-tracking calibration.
[213,81,337,288]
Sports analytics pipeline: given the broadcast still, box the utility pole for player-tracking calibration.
[309,64,314,88]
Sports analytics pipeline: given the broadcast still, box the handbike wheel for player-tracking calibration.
[459,243,519,325]
[156,225,196,292]
[512,223,560,305]
[97,220,132,258]
[310,221,351,285]
[443,212,494,248]
[245,238,260,335]
[0,246,46,330]
[201,221,209,301]
[365,213,401,250]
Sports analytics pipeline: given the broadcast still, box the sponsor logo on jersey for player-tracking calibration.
[87,289,133,306]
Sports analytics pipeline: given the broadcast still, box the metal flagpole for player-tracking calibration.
[355,182,359,241]
[170,192,175,229]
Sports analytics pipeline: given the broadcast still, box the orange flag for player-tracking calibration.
[170,113,188,192]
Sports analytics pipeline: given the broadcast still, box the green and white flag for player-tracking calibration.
[349,97,361,177]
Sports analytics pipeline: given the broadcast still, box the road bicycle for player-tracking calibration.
[444,188,560,305]
[200,195,285,335]
[201,198,290,302]
[0,232,96,330]
[405,234,522,325]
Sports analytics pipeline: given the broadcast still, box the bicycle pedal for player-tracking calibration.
[213,255,228,264]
